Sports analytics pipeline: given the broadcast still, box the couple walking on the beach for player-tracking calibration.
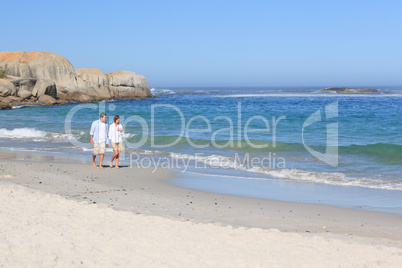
[90,113,124,169]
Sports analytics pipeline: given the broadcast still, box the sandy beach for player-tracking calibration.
[2,0,402,266]
[0,151,401,267]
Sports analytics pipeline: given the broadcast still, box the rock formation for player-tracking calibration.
[108,71,151,98]
[75,68,112,100]
[0,79,16,97]
[32,79,57,98]
[320,88,381,94]
[0,51,77,90]
[0,51,152,107]
[38,95,58,105]
[0,101,11,110]
[17,89,33,100]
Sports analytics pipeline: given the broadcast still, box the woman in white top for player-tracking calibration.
[109,115,124,168]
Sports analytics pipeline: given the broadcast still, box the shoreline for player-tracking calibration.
[2,90,402,110]
[1,150,401,248]
[2,147,401,215]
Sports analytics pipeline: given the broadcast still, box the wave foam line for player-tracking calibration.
[0,128,80,140]
[167,152,402,191]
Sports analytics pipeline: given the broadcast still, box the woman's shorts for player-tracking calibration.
[111,142,124,151]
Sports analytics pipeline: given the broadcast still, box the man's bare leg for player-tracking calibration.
[92,154,97,167]
[115,151,120,169]
[99,154,104,169]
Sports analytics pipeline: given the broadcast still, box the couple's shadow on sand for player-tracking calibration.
[96,165,129,169]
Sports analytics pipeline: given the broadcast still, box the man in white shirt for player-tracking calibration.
[90,113,109,169]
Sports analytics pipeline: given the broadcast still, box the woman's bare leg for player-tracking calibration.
[115,151,121,168]
[110,151,118,167]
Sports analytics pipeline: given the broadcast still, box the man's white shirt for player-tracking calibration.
[98,120,106,142]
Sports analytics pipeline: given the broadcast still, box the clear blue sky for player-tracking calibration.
[2,0,402,87]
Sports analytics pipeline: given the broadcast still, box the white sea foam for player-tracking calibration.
[11,106,24,109]
[0,128,47,138]
[123,133,136,138]
[0,128,79,141]
[151,88,176,95]
[165,151,402,190]
[249,168,402,191]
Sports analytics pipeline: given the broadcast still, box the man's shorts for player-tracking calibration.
[93,141,106,155]
[111,142,124,151]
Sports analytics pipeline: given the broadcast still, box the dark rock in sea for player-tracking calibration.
[320,87,381,94]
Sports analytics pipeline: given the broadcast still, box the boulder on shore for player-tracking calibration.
[108,70,151,98]
[10,78,37,93]
[75,68,112,100]
[32,78,57,98]
[0,51,152,105]
[0,51,77,90]
[0,101,11,110]
[61,91,95,103]
[38,95,58,105]
[2,96,22,104]
[0,79,16,97]
[17,89,33,100]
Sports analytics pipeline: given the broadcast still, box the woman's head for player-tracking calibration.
[114,115,120,123]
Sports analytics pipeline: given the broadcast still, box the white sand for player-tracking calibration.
[1,182,401,267]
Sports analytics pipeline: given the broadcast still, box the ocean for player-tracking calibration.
[1,86,401,214]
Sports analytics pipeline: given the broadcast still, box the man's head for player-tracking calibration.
[100,113,107,123]
[114,115,120,124]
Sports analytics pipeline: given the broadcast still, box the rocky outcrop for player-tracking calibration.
[32,79,57,98]
[0,79,16,97]
[10,78,36,93]
[320,88,381,94]
[60,91,96,103]
[2,96,22,104]
[75,69,151,99]
[0,51,77,90]
[2,77,57,98]
[0,101,11,110]
[17,89,33,100]
[38,95,58,105]
[75,68,111,100]
[0,51,152,106]
[108,71,151,98]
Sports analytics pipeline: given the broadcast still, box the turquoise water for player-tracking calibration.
[0,87,401,212]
